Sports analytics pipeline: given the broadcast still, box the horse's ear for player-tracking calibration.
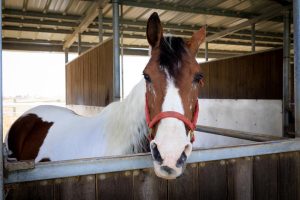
[187,26,206,57]
[147,12,163,48]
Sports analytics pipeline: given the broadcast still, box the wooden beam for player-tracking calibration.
[63,0,108,50]
[206,6,288,42]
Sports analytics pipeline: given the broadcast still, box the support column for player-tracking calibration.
[120,4,124,99]
[65,49,69,64]
[113,0,120,101]
[294,0,300,137]
[98,7,103,43]
[283,9,291,136]
[251,24,255,52]
[0,2,4,199]
[78,33,81,55]
[205,42,208,61]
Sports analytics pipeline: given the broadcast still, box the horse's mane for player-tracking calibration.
[97,80,149,154]
[159,36,187,78]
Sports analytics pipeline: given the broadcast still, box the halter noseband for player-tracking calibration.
[145,94,199,143]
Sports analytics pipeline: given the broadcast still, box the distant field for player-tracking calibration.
[3,98,65,140]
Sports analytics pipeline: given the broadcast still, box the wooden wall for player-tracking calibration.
[66,39,113,106]
[200,49,283,99]
[5,151,300,200]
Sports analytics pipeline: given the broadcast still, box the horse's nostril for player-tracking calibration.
[176,151,187,168]
[150,142,163,164]
[161,166,174,175]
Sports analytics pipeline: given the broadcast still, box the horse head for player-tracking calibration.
[144,12,206,179]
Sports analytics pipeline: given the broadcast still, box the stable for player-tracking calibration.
[1,0,300,200]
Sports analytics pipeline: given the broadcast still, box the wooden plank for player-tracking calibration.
[65,39,113,106]
[227,157,253,200]
[133,169,167,200]
[269,50,283,99]
[253,154,278,200]
[54,175,96,200]
[199,63,210,98]
[168,164,199,200]
[198,160,227,200]
[199,48,283,99]
[97,171,133,200]
[6,180,54,200]
[236,54,254,98]
[278,152,300,200]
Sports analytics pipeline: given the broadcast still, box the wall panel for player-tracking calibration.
[200,49,283,99]
[66,39,113,106]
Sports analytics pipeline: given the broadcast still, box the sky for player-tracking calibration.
[2,50,148,99]
[3,50,206,100]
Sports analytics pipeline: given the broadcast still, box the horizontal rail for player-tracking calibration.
[4,139,300,184]
[196,125,283,142]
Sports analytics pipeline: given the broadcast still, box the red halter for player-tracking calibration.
[145,94,199,143]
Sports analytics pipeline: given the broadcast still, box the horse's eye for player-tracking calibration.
[143,73,151,83]
[193,73,203,83]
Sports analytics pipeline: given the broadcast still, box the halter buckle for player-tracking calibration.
[189,130,195,143]
[148,128,154,141]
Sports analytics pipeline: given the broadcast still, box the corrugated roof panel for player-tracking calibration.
[159,11,180,23]
[217,0,243,9]
[255,21,283,33]
[27,0,47,11]
[47,0,70,13]
[123,7,149,20]
[168,13,199,25]
[64,0,92,15]
[137,9,165,21]
[5,0,24,9]
[181,15,207,26]
[206,16,236,27]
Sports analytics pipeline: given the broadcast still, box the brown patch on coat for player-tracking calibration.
[7,113,54,161]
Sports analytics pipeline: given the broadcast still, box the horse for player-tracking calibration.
[5,12,206,179]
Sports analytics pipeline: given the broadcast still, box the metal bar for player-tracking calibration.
[78,32,81,55]
[2,42,244,58]
[65,49,69,63]
[98,7,103,43]
[196,125,283,142]
[2,10,285,39]
[206,6,286,42]
[294,0,300,137]
[2,26,283,48]
[119,0,281,22]
[251,24,255,52]
[0,1,4,198]
[283,9,291,136]
[4,139,300,184]
[2,17,285,43]
[112,0,120,100]
[120,4,124,99]
[205,42,208,61]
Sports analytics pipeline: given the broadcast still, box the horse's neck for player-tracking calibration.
[99,80,148,154]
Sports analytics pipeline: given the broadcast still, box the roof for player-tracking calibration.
[2,0,293,58]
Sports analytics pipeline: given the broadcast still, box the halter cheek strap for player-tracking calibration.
[145,94,199,143]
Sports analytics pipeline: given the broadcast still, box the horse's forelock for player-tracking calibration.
[159,36,186,78]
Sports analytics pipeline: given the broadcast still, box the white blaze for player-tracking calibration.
[152,75,192,179]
